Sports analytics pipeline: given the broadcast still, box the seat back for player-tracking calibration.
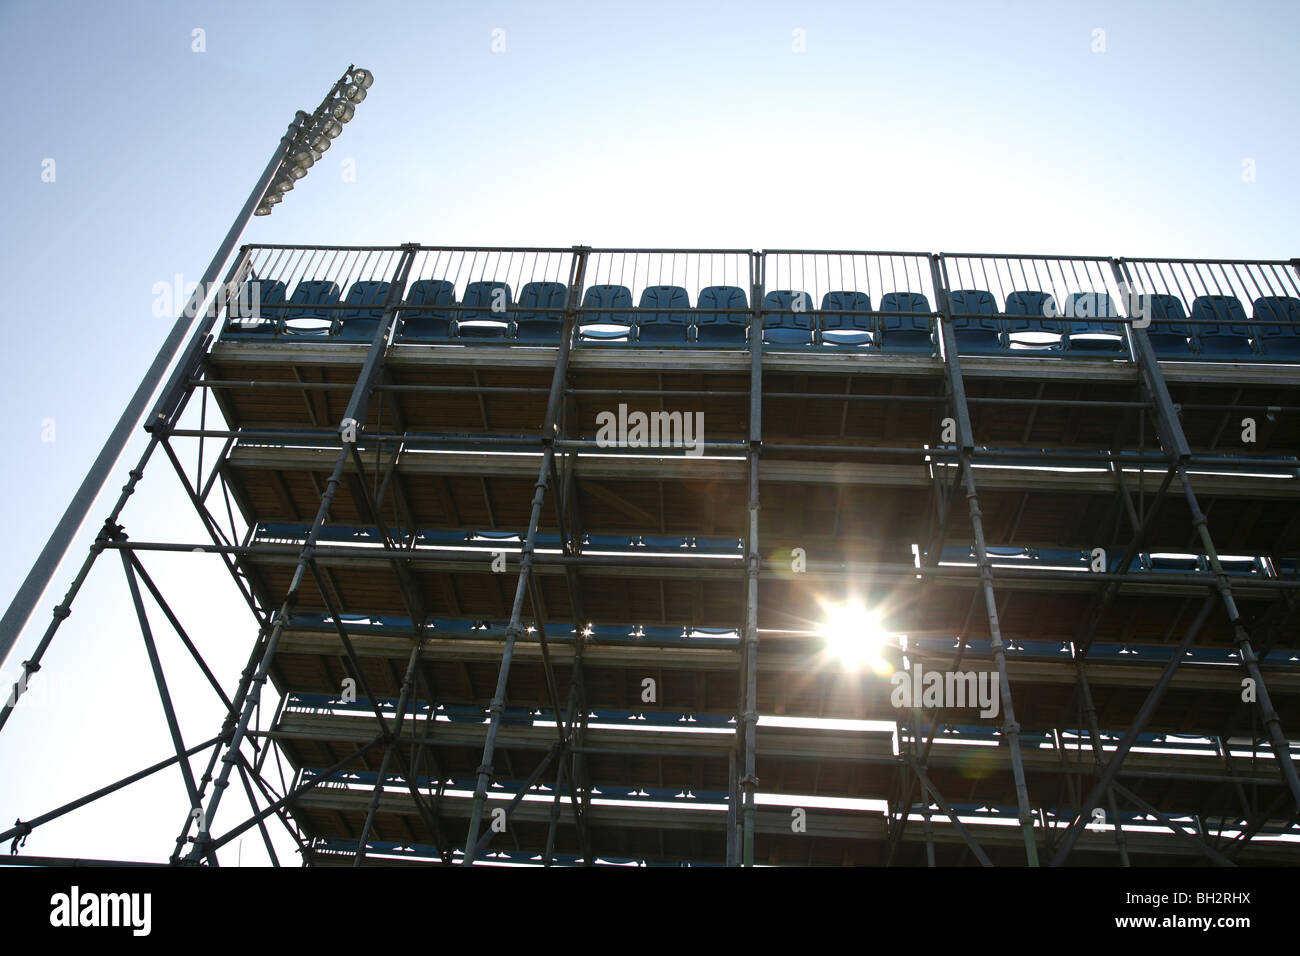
[283,280,341,335]
[879,292,932,331]
[225,279,287,335]
[820,290,873,331]
[1003,290,1061,336]
[579,284,634,340]
[762,290,814,345]
[336,280,392,342]
[948,290,1004,353]
[1253,295,1300,343]
[461,280,513,318]
[872,292,933,353]
[459,280,513,338]
[514,280,569,342]
[948,289,999,332]
[1190,295,1254,356]
[1139,294,1191,334]
[1136,294,1194,355]
[695,285,749,344]
[637,285,692,343]
[1063,292,1119,328]
[1063,291,1124,350]
[399,279,458,340]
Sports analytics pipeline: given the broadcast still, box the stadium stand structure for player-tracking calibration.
[4,246,1300,866]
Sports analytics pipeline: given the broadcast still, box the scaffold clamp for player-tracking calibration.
[9,819,30,855]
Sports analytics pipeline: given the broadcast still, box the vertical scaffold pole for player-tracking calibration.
[463,247,590,864]
[932,254,1039,866]
[741,252,764,866]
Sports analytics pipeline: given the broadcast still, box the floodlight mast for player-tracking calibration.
[0,66,374,725]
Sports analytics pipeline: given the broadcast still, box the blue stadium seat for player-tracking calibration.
[514,281,569,343]
[639,787,690,800]
[419,530,471,546]
[286,612,331,628]
[985,546,1034,561]
[819,291,873,347]
[1253,296,1300,359]
[947,289,1003,354]
[594,783,639,796]
[585,625,635,641]
[282,280,341,337]
[399,279,457,341]
[1063,292,1125,352]
[762,290,815,346]
[1031,549,1090,569]
[443,704,486,723]
[633,712,689,727]
[500,706,535,726]
[1190,295,1256,359]
[641,626,688,643]
[582,534,635,550]
[693,536,743,552]
[1106,551,1146,573]
[315,525,377,543]
[458,281,513,339]
[636,286,692,344]
[1215,556,1266,576]
[685,715,733,728]
[258,522,308,539]
[224,279,287,337]
[472,530,520,542]
[688,627,740,641]
[1138,294,1196,358]
[336,280,392,343]
[637,535,690,549]
[1003,291,1062,349]
[939,545,975,563]
[695,286,748,346]
[878,292,934,354]
[579,285,634,342]
[1147,554,1201,573]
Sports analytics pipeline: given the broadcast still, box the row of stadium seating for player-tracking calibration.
[260,525,1290,580]
[907,636,1299,667]
[221,278,1300,359]
[286,693,734,731]
[283,612,740,645]
[936,545,1290,578]
[256,522,744,553]
[307,838,698,866]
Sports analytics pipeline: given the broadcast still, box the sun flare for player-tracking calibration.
[818,600,896,675]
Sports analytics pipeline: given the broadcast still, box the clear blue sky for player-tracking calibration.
[0,0,1296,864]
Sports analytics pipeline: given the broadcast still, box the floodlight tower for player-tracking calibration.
[0,66,375,730]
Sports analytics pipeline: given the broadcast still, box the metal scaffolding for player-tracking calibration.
[3,245,1299,866]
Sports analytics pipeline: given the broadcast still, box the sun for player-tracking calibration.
[818,600,895,675]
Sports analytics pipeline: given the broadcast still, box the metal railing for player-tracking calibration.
[211,245,1300,365]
